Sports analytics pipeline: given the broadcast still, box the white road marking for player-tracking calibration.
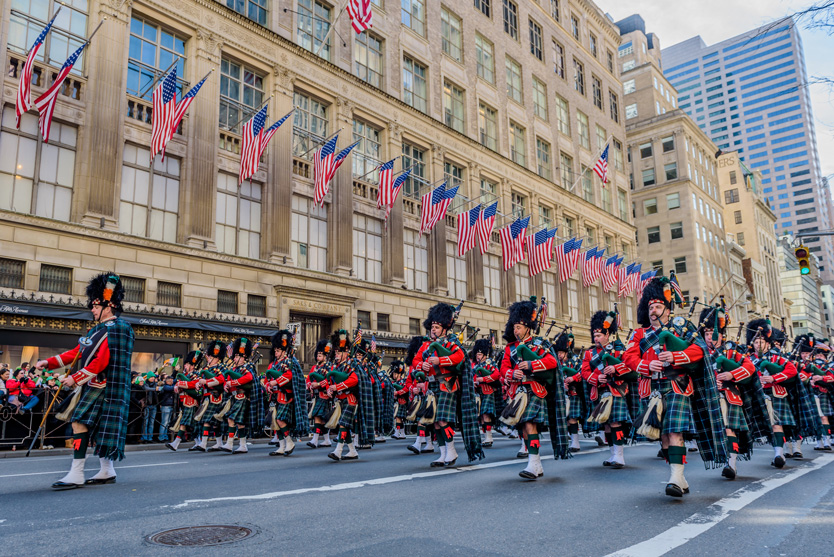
[606,454,834,557]
[173,446,617,509]
[0,461,187,478]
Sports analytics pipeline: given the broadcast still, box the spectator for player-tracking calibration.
[158,375,176,442]
[141,372,160,443]
[0,367,9,406]
[7,369,40,413]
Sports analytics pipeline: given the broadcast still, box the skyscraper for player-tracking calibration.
[662,20,834,283]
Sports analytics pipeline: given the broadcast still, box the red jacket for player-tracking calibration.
[500,336,558,398]
[623,326,704,398]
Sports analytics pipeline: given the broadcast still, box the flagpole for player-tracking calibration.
[355,161,416,182]
[313,0,347,58]
[295,127,343,159]
[223,94,273,133]
[22,5,62,56]
[566,134,613,193]
[137,57,179,99]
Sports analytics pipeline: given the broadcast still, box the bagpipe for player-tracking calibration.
[405,369,435,424]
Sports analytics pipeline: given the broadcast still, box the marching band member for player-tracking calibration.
[194,340,228,452]
[220,338,263,454]
[470,339,501,448]
[266,330,310,456]
[307,339,334,448]
[166,350,204,451]
[405,335,434,455]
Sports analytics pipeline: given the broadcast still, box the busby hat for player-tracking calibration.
[354,338,371,357]
[794,334,814,353]
[389,359,406,375]
[770,328,785,347]
[503,299,538,343]
[331,329,350,353]
[746,318,772,346]
[698,307,726,335]
[206,340,226,360]
[470,338,493,361]
[423,302,456,331]
[183,350,204,368]
[231,337,253,359]
[405,335,425,367]
[637,277,673,328]
[590,310,618,336]
[86,272,125,313]
[271,330,294,353]
[553,331,575,353]
[314,339,332,357]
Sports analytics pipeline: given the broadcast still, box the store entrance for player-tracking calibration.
[289,313,333,370]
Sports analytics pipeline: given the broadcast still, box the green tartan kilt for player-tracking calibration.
[310,397,332,420]
[395,401,408,419]
[225,396,249,425]
[203,399,225,425]
[626,386,644,422]
[275,401,295,424]
[567,394,583,420]
[479,392,496,417]
[816,393,834,416]
[603,395,631,424]
[519,392,548,425]
[654,379,692,435]
[180,405,197,429]
[770,395,796,426]
[436,390,457,424]
[724,401,749,432]
[71,386,105,426]
[338,403,358,429]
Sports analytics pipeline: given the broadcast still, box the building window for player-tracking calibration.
[665,162,678,181]
[623,79,636,95]
[536,138,552,180]
[226,0,267,25]
[647,226,661,244]
[447,241,467,299]
[642,168,655,187]
[403,55,428,113]
[724,188,739,204]
[539,205,552,227]
[729,171,737,185]
[357,310,371,330]
[502,0,518,39]
[550,0,560,22]
[670,221,683,239]
[529,19,543,60]
[644,198,658,215]
[612,139,624,171]
[596,125,606,153]
[589,33,598,58]
[374,313,390,332]
[0,258,24,289]
[667,192,680,209]
[734,210,742,224]
[443,81,465,133]
[291,195,327,271]
[553,41,565,79]
[570,14,580,40]
[577,111,590,149]
[401,142,426,198]
[297,0,332,60]
[607,49,614,73]
[0,107,77,221]
[511,192,527,218]
[506,57,523,104]
[573,58,585,94]
[127,17,186,100]
[292,91,328,157]
[555,96,570,136]
[483,253,502,307]
[623,60,635,72]
[119,144,180,243]
[409,317,422,335]
[581,165,593,203]
[625,103,638,119]
[674,256,687,274]
[475,0,491,17]
[404,229,428,292]
[402,0,425,36]
[217,290,238,314]
[247,294,266,317]
[216,173,261,258]
[9,0,88,71]
[444,161,465,190]
[354,32,383,88]
[219,57,265,132]
[564,216,575,237]
[441,8,463,62]
[567,278,579,320]
[592,76,603,109]
[560,152,573,189]
[509,122,526,167]
[475,34,495,84]
[353,215,382,283]
[480,177,498,204]
[618,189,628,221]
[516,263,530,301]
[532,78,548,120]
[640,142,653,159]
[478,102,498,150]
[157,281,181,307]
[352,119,381,184]
[662,136,675,153]
[609,91,620,123]
[601,185,612,213]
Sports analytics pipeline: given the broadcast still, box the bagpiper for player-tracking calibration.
[307,339,334,448]
[220,338,265,454]
[193,340,228,452]
[470,338,501,448]
[557,331,585,453]
[166,350,205,451]
[785,333,826,455]
[405,335,435,455]
[36,273,135,489]
[623,277,727,498]
[582,311,633,468]
[266,330,310,456]
[388,359,409,439]
[810,345,834,450]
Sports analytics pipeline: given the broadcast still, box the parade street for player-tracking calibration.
[1,436,833,556]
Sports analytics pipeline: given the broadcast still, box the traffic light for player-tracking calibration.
[795,245,811,275]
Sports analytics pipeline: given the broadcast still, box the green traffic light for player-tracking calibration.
[801,267,811,275]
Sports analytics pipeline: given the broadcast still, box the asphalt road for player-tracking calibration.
[1,434,833,556]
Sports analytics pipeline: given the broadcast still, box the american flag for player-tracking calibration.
[419,183,458,235]
[582,247,600,287]
[618,262,635,298]
[15,12,58,128]
[669,270,684,304]
[569,238,584,274]
[346,0,374,33]
[594,144,610,185]
[594,247,607,283]
[601,255,622,292]
[539,298,548,325]
[637,270,658,298]
[526,228,558,276]
[258,109,295,159]
[476,201,498,254]
[354,326,363,347]
[376,158,396,209]
[499,217,529,271]
[238,104,268,184]
[457,206,480,257]
[555,238,578,283]
[162,71,210,158]
[150,66,178,162]
[33,41,89,143]
[370,334,377,353]
[628,263,642,295]
[327,140,361,183]
[384,168,411,224]
[313,134,339,205]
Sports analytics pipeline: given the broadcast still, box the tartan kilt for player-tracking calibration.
[338,403,358,429]
[275,401,295,424]
[71,386,105,426]
[654,379,692,435]
[724,402,748,432]
[203,399,225,426]
[817,393,834,417]
[180,405,197,429]
[395,401,408,419]
[225,396,249,425]
[436,390,457,424]
[479,393,496,417]
[771,395,796,426]
[519,393,548,426]
[605,396,631,424]
[310,397,332,420]
[567,394,583,420]
[626,386,644,423]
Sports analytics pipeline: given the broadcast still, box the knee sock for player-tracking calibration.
[418,425,426,438]
[227,425,237,440]
[611,425,625,446]
[443,425,455,444]
[72,431,89,459]
[606,430,614,447]
[773,432,785,447]
[526,433,540,455]
[176,431,185,441]
[727,435,739,455]
[568,422,579,435]
[436,428,446,446]
[661,447,670,462]
[484,423,492,432]
[202,429,210,439]
[668,445,686,465]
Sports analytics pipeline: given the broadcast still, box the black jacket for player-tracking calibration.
[158,383,176,407]
[143,382,160,406]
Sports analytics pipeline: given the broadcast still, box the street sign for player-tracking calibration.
[287,322,301,346]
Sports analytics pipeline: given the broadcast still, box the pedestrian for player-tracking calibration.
[158,375,176,442]
[141,372,160,443]
[0,366,9,406]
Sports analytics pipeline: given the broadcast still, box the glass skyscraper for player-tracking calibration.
[662,19,834,283]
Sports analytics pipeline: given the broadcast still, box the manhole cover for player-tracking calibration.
[147,525,254,547]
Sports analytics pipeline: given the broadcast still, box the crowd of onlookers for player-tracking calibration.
[0,362,57,414]
[129,370,179,443]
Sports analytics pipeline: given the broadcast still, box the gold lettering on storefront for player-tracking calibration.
[287,299,344,314]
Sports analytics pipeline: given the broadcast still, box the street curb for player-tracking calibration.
[0,438,282,459]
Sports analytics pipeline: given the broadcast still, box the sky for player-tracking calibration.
[595,0,834,181]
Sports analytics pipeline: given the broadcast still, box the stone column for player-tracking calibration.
[327,96,354,276]
[382,121,405,287]
[427,145,448,296]
[466,161,485,302]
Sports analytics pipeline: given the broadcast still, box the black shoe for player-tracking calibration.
[165,443,177,452]
[482,441,493,448]
[772,456,785,468]
[794,452,804,460]
[519,469,538,480]
[444,458,457,467]
[283,447,294,457]
[785,452,795,459]
[188,445,205,452]
[84,476,116,485]
[570,447,581,453]
[430,460,446,468]
[342,454,359,460]
[268,450,285,456]
[594,436,606,447]
[657,449,665,459]
[307,441,318,449]
[52,481,83,490]
[610,462,625,469]
[407,445,420,454]
[665,483,684,497]
[517,451,528,459]
[328,452,341,461]
[721,465,736,480]
[602,460,612,467]
[420,447,435,454]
